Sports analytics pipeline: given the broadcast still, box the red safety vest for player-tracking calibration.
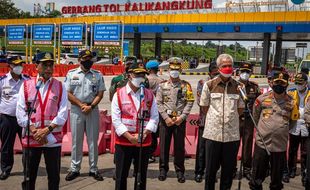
[115,86,153,147]
[22,78,63,147]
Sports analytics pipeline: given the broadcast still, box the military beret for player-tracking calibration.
[146,60,159,70]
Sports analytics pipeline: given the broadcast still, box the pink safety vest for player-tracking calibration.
[115,86,153,147]
[22,78,63,147]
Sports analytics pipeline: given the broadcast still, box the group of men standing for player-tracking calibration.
[1,49,310,190]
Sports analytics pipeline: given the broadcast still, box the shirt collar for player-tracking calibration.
[214,76,233,86]
[126,83,141,95]
[36,75,52,84]
[7,71,24,81]
[78,67,94,74]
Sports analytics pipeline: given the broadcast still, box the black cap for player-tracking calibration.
[128,62,148,74]
[268,67,287,79]
[239,62,253,72]
[7,56,25,65]
[34,52,54,63]
[295,73,308,83]
[271,71,289,83]
[78,50,93,59]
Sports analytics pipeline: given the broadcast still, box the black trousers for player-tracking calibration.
[239,115,254,172]
[288,134,308,174]
[0,114,22,173]
[204,139,239,190]
[115,144,151,190]
[159,119,186,174]
[305,137,310,190]
[249,145,286,190]
[195,126,206,176]
[22,147,61,190]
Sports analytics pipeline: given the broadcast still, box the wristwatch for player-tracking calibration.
[48,125,54,133]
[91,104,96,109]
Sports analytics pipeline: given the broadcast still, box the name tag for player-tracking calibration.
[70,81,81,86]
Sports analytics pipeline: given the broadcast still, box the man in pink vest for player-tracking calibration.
[16,52,68,190]
[111,62,159,190]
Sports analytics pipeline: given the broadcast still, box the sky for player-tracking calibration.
[12,0,310,58]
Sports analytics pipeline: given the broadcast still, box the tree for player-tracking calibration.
[0,0,21,19]
[45,10,62,18]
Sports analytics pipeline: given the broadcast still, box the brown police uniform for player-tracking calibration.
[250,72,294,190]
[156,59,194,181]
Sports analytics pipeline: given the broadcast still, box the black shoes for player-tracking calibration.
[177,172,185,183]
[282,174,290,183]
[243,172,252,181]
[158,170,167,181]
[89,171,104,181]
[194,174,203,183]
[0,172,10,180]
[149,156,156,163]
[289,170,296,178]
[65,171,80,181]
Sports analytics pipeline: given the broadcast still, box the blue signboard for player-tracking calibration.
[33,25,53,41]
[7,25,25,41]
[94,24,120,41]
[123,41,129,56]
[61,24,83,41]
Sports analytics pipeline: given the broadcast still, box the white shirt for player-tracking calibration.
[111,84,159,137]
[16,77,68,129]
[0,72,29,116]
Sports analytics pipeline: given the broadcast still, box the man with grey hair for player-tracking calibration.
[200,53,244,189]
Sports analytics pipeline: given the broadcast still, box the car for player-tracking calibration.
[59,53,79,64]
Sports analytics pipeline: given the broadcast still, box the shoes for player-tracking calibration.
[0,172,10,180]
[232,168,237,179]
[177,172,185,183]
[158,170,167,181]
[282,174,290,183]
[89,171,104,181]
[149,156,156,163]
[289,170,296,178]
[194,174,203,183]
[243,172,252,181]
[65,171,80,181]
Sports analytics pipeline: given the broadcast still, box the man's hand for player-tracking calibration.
[33,128,49,145]
[175,116,183,126]
[81,105,92,114]
[165,118,175,127]
[128,134,139,145]
[142,130,151,142]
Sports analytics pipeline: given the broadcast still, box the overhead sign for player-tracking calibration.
[61,24,84,45]
[94,23,120,46]
[296,43,307,48]
[33,24,54,45]
[226,0,287,7]
[7,25,25,45]
[61,0,212,14]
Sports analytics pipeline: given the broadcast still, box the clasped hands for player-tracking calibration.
[30,125,50,145]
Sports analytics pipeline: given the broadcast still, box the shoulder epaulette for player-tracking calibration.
[0,75,7,81]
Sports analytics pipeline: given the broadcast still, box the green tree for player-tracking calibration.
[0,0,21,19]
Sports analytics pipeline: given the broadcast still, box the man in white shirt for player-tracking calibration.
[111,62,159,190]
[16,52,68,190]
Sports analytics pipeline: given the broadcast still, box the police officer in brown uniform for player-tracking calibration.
[156,58,194,183]
[236,62,261,180]
[249,69,294,190]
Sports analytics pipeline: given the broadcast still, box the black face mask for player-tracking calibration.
[81,60,93,70]
[272,84,287,94]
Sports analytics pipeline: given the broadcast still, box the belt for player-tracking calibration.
[166,110,182,116]
[0,113,16,118]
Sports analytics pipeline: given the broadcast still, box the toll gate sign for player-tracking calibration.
[33,24,54,45]
[7,25,25,45]
[61,24,84,45]
[94,23,120,46]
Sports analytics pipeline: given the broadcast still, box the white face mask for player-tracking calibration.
[131,77,145,88]
[170,70,180,78]
[219,71,232,78]
[296,84,307,92]
[12,65,23,75]
[240,72,250,81]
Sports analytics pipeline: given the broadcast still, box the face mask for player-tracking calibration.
[131,77,145,88]
[12,65,23,75]
[81,60,93,70]
[272,84,287,94]
[219,67,233,78]
[170,70,180,78]
[240,72,250,81]
[296,84,307,92]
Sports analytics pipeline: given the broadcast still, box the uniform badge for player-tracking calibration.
[72,76,79,80]
[164,96,169,102]
[45,53,52,59]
